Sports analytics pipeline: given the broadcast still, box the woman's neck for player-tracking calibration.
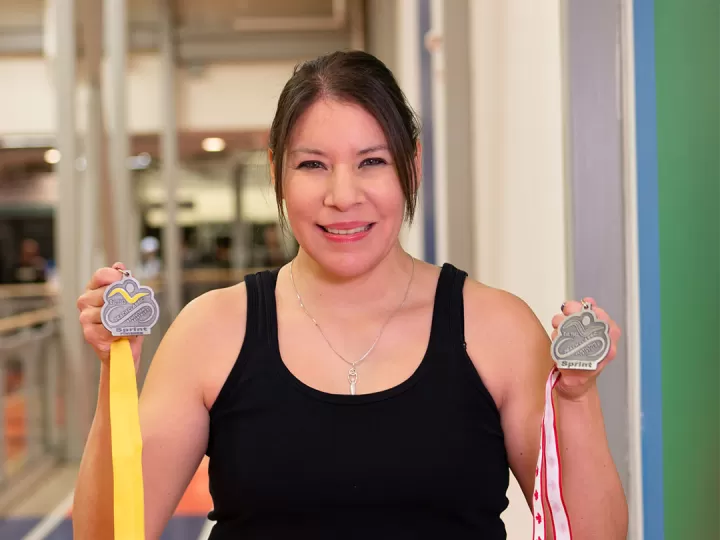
[289,243,414,313]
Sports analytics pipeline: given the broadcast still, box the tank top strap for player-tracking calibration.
[243,268,281,348]
[428,263,469,354]
[208,268,280,420]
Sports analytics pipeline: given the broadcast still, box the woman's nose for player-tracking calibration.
[324,165,362,211]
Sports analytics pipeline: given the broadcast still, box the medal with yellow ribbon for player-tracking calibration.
[100,269,160,540]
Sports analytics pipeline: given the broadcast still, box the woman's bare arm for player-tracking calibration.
[465,283,627,539]
[73,277,246,539]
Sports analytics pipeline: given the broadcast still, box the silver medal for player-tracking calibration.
[551,302,610,371]
[100,270,160,336]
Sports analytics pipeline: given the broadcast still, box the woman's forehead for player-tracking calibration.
[288,99,387,150]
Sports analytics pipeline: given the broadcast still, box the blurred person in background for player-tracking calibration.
[137,236,162,280]
[11,238,46,284]
[74,51,627,539]
[181,228,200,269]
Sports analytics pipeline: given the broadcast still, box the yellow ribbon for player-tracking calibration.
[109,338,145,540]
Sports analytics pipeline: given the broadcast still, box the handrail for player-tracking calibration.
[0,267,270,299]
[0,283,57,299]
[0,306,64,498]
[0,307,58,333]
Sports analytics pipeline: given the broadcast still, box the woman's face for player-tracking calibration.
[280,98,407,277]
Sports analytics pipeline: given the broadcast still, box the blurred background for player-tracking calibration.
[0,0,717,539]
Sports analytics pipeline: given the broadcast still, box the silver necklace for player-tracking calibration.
[289,256,415,396]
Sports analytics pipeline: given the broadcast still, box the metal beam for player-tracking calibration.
[159,0,182,320]
[80,0,108,406]
[0,24,352,63]
[105,0,133,267]
[80,0,108,283]
[53,0,90,461]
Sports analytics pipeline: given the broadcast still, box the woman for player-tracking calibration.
[74,51,627,539]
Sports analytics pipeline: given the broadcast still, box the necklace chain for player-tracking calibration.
[289,256,415,395]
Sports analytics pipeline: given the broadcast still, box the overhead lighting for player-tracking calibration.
[201,137,226,152]
[44,149,61,164]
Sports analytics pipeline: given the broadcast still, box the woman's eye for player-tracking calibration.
[360,157,387,167]
[297,160,325,170]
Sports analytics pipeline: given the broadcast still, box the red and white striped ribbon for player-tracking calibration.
[531,367,573,540]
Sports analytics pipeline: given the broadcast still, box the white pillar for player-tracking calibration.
[469,0,568,323]
[469,1,568,536]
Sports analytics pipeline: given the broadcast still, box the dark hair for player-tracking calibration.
[268,50,421,225]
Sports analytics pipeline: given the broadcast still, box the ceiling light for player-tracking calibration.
[201,137,226,152]
[44,148,61,164]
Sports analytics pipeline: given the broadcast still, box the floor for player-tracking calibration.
[0,455,214,539]
[0,364,216,540]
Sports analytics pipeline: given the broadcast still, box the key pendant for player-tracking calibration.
[348,367,358,396]
[551,302,610,371]
[101,270,160,336]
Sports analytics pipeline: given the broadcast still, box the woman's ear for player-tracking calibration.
[268,148,276,187]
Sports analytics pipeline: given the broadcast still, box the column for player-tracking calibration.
[54,0,90,460]
[429,0,474,271]
[80,0,107,285]
[105,0,132,265]
[159,0,182,319]
[564,0,630,506]
[396,0,424,261]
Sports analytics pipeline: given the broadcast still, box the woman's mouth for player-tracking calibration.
[317,222,375,242]
[320,224,373,235]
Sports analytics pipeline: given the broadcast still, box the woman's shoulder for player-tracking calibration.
[162,280,249,363]
[180,280,247,329]
[461,275,538,328]
[158,280,250,410]
[456,271,551,405]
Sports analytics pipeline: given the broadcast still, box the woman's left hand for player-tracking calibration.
[550,297,622,401]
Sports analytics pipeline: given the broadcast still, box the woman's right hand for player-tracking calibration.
[77,262,144,368]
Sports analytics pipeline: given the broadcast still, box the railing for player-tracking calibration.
[0,268,267,506]
[0,300,64,508]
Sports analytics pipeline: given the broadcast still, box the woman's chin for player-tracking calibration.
[298,248,389,280]
[318,254,378,279]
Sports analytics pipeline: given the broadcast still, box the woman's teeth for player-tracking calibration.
[324,225,372,235]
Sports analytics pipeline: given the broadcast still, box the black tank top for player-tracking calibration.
[206,264,509,539]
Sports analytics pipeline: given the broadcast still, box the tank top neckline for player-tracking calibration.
[263,262,460,405]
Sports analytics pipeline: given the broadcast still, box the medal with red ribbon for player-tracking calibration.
[534,300,610,539]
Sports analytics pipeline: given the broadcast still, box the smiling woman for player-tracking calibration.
[268,52,421,278]
[72,50,627,540]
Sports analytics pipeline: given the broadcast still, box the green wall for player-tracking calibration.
[655,0,720,537]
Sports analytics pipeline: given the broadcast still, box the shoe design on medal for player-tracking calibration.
[101,270,160,336]
[551,302,610,371]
